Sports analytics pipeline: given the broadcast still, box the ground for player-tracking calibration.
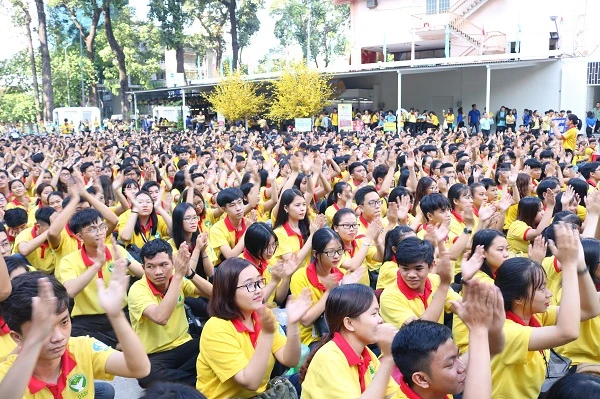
[106,376,145,398]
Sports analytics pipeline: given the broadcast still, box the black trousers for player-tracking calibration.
[138,337,199,388]
[71,314,119,348]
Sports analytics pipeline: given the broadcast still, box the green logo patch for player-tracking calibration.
[68,374,87,393]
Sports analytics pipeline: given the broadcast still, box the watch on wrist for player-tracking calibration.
[185,269,196,280]
[463,227,473,235]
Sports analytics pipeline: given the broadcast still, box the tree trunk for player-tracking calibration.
[24,12,42,122]
[228,0,239,70]
[103,5,129,117]
[34,0,54,122]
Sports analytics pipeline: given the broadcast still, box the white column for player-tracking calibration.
[485,66,491,117]
[397,71,402,113]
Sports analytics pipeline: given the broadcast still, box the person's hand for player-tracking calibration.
[497,192,514,213]
[310,214,326,235]
[437,176,448,193]
[548,222,579,270]
[463,207,476,228]
[396,195,411,222]
[341,266,366,285]
[461,245,485,281]
[585,190,600,216]
[435,248,453,286]
[321,272,340,291]
[257,306,276,334]
[387,148,397,169]
[286,289,312,325]
[561,186,576,207]
[174,242,192,277]
[544,188,556,207]
[97,252,129,318]
[195,232,208,253]
[478,202,496,222]
[366,217,383,242]
[451,278,495,331]
[528,235,547,264]
[405,150,415,169]
[374,323,399,357]
[245,210,258,226]
[28,277,59,344]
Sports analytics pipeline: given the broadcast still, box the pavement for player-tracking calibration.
[106,376,145,398]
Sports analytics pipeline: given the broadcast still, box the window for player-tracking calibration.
[427,0,450,14]
[588,62,600,85]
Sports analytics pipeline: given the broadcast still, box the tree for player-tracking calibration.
[148,0,191,83]
[102,0,129,117]
[50,49,97,108]
[267,62,333,121]
[204,70,265,122]
[0,93,38,123]
[236,0,263,65]
[52,0,103,106]
[193,1,228,70]
[271,0,350,67]
[34,0,55,121]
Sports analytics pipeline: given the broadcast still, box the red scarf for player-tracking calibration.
[28,349,77,398]
[359,214,370,229]
[398,376,450,399]
[306,262,343,292]
[243,249,268,276]
[472,206,479,218]
[224,216,247,245]
[332,332,372,393]
[139,217,154,235]
[65,224,82,250]
[0,315,10,335]
[587,179,597,188]
[396,272,433,309]
[505,310,541,328]
[31,225,49,259]
[81,246,113,279]
[345,240,359,258]
[451,210,464,224]
[231,311,262,348]
[282,222,303,248]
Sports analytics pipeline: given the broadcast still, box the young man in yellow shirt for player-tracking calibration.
[13,207,57,274]
[208,188,249,264]
[57,209,143,347]
[0,268,150,398]
[128,239,212,388]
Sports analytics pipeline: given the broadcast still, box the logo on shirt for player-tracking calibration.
[68,374,87,393]
[176,293,184,308]
[107,261,114,273]
[92,340,109,352]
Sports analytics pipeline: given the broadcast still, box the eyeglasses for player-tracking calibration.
[236,278,266,293]
[138,201,153,206]
[367,199,383,207]
[183,215,199,222]
[321,248,345,258]
[267,242,278,252]
[337,223,358,230]
[84,224,107,235]
[194,202,204,209]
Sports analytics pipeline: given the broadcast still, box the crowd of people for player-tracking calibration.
[0,107,599,399]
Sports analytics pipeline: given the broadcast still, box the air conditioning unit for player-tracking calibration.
[366,0,378,9]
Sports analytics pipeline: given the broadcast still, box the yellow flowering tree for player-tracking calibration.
[267,62,333,122]
[204,70,265,122]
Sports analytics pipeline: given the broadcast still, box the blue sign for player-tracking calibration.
[552,118,566,134]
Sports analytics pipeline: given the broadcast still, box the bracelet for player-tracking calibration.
[185,269,196,280]
[362,242,372,247]
[131,210,138,214]
[202,255,209,259]
[287,331,300,336]
[577,267,589,276]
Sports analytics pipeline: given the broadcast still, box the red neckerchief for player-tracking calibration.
[359,214,370,229]
[451,210,464,224]
[352,179,362,187]
[306,261,343,292]
[139,217,154,235]
[243,249,268,275]
[282,222,303,248]
[472,206,479,218]
[332,332,372,393]
[28,349,77,397]
[553,257,560,273]
[532,179,539,188]
[399,376,450,399]
[397,272,432,309]
[587,179,597,188]
[11,198,25,208]
[224,216,246,245]
[0,315,9,335]
[81,246,113,279]
[231,311,262,348]
[65,224,82,250]
[146,275,173,299]
[31,225,49,259]
[506,310,541,328]
[345,240,359,258]
[416,223,428,233]
[333,203,341,211]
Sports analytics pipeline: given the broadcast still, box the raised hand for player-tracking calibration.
[174,242,192,277]
[585,189,600,216]
[478,203,497,222]
[286,289,312,325]
[195,232,209,252]
[451,278,495,330]
[497,192,514,213]
[341,265,366,285]
[561,186,576,207]
[547,222,579,269]
[375,323,399,357]
[310,214,327,234]
[544,188,556,207]
[258,306,276,334]
[97,255,129,317]
[436,249,453,286]
[461,245,485,281]
[29,278,59,343]
[528,235,547,264]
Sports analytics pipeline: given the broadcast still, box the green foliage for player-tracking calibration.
[270,0,350,67]
[50,49,97,107]
[148,0,191,50]
[0,92,38,123]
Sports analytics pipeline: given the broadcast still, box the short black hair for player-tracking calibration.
[79,161,94,174]
[216,187,244,207]
[35,206,56,225]
[4,255,31,276]
[68,208,102,234]
[349,161,366,175]
[140,238,173,264]
[0,272,69,334]
[354,186,378,206]
[4,208,28,228]
[392,320,453,387]
[395,237,434,266]
[524,158,542,170]
[419,193,450,221]
[139,381,207,399]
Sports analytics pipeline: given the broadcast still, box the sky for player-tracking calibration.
[0,0,288,65]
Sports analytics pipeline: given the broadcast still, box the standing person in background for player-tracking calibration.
[593,102,600,134]
[496,106,507,134]
[586,111,597,138]
[468,104,481,134]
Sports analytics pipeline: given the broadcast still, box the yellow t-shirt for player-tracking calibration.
[507,220,531,255]
[491,307,557,399]
[128,277,197,354]
[13,227,56,274]
[376,261,399,290]
[301,336,398,399]
[50,228,83,276]
[196,312,287,399]
[0,336,115,399]
[273,223,309,268]
[208,217,247,264]
[339,239,373,286]
[117,215,170,248]
[557,314,600,366]
[57,246,132,317]
[562,127,577,152]
[0,333,16,362]
[380,273,460,328]
[541,256,561,306]
[503,203,518,230]
[448,211,478,275]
